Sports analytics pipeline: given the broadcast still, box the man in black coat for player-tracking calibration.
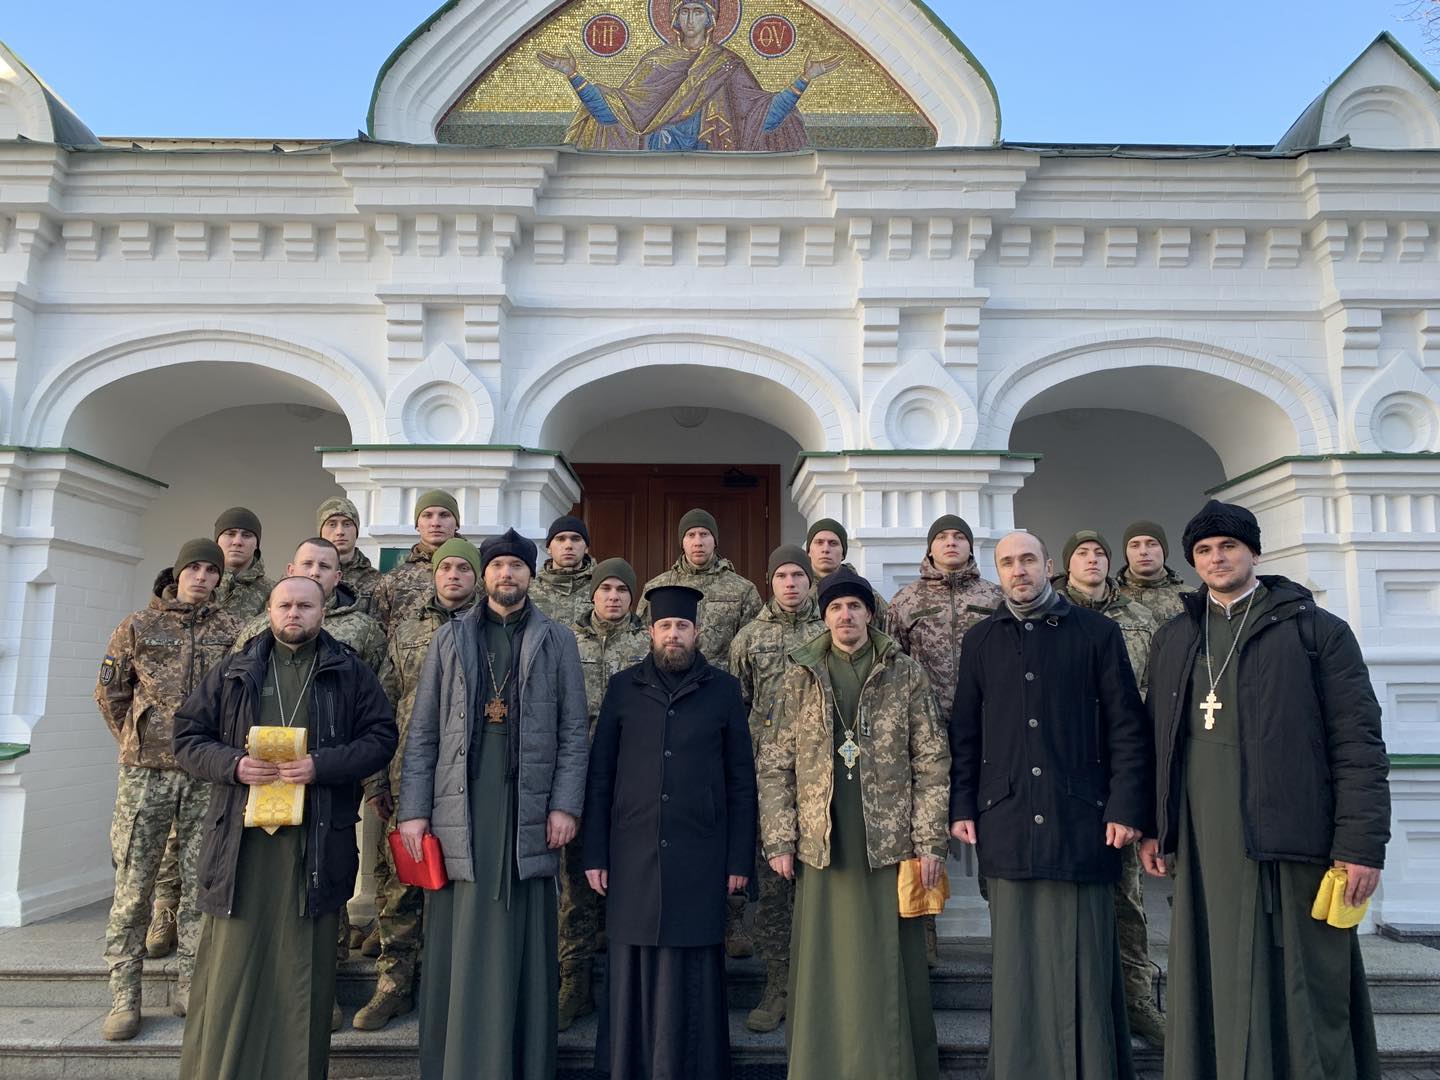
[950,531,1151,1080]
[1139,499,1388,1079]
[583,584,757,1080]
[172,576,396,1079]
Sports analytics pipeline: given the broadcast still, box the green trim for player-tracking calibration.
[367,0,1002,145]
[314,443,580,488]
[1208,453,1440,495]
[790,448,1043,485]
[379,547,411,574]
[0,445,167,488]
[0,742,30,763]
[1391,755,1440,769]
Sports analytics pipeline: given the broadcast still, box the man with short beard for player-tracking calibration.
[532,514,596,626]
[173,576,396,1079]
[1115,520,1191,624]
[397,528,588,1078]
[373,490,462,629]
[584,585,756,1080]
[318,496,383,617]
[805,518,888,620]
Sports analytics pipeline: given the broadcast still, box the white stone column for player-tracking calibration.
[1214,452,1440,926]
[0,448,166,926]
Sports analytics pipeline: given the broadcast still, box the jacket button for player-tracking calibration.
[662,794,670,802]
[458,786,465,794]
[668,709,675,717]
[1025,672,1035,682]
[1031,766,1042,777]
[661,839,669,848]
[1024,622,1033,631]
[459,747,465,756]
[664,750,673,758]
[1034,814,1045,825]
[459,711,465,720]
[1028,719,1038,728]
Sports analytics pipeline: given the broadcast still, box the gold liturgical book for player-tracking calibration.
[243,726,308,834]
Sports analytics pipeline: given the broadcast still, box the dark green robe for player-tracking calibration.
[1167,584,1381,1080]
[786,639,939,1080]
[180,638,339,1080]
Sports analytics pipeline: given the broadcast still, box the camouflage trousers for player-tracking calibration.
[751,826,793,964]
[105,765,209,1008]
[558,834,604,968]
[153,825,180,909]
[1115,842,1154,1010]
[372,817,423,996]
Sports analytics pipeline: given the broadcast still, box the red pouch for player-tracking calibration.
[387,831,449,890]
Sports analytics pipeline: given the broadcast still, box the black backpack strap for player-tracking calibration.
[1298,605,1324,709]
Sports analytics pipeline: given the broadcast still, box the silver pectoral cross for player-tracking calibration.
[1200,691,1223,731]
[837,735,860,779]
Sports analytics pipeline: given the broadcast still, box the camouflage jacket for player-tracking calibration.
[1116,566,1191,626]
[531,557,596,627]
[1057,577,1159,699]
[96,571,244,769]
[373,543,438,630]
[214,556,273,618]
[729,596,826,739]
[339,548,383,618]
[370,591,480,800]
[233,583,387,674]
[757,628,950,871]
[572,611,651,731]
[808,562,889,622]
[885,557,1002,718]
[638,556,762,676]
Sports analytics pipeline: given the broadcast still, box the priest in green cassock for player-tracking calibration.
[1142,500,1389,1080]
[758,565,949,1080]
[950,531,1152,1080]
[396,529,589,1080]
[172,576,397,1080]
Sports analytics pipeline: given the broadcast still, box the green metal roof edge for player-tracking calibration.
[315,442,579,487]
[790,448,1043,485]
[0,39,100,146]
[0,742,30,763]
[0,445,167,488]
[1207,452,1440,495]
[366,0,1000,144]
[1391,754,1440,769]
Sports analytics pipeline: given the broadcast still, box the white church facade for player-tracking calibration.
[1,0,1438,931]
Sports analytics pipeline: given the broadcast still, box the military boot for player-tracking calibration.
[353,988,413,1032]
[923,913,940,968]
[745,961,788,1033]
[172,976,189,1018]
[360,923,382,958]
[145,903,178,959]
[1128,998,1166,1048]
[102,995,141,1041]
[557,959,595,1032]
[724,896,753,960]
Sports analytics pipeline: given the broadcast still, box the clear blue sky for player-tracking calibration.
[2,0,1432,143]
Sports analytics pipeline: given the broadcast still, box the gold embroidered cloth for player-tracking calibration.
[243,726,307,834]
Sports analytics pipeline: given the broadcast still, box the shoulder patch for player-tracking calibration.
[99,656,118,685]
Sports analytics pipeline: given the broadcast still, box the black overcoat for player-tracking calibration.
[582,653,757,948]
[1149,575,1389,868]
[948,595,1153,883]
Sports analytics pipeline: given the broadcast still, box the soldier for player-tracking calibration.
[557,557,650,1031]
[211,507,273,617]
[531,514,596,626]
[352,538,483,1032]
[96,539,243,1040]
[805,517,888,619]
[638,507,761,678]
[885,514,1002,966]
[319,495,383,617]
[728,544,825,1032]
[373,489,461,629]
[1115,519,1191,625]
[1055,529,1165,1047]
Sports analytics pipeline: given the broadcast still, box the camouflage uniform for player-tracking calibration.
[1060,575,1163,1033]
[558,610,651,969]
[365,591,481,998]
[808,562,889,623]
[232,583,386,674]
[531,557,597,627]
[212,556,273,618]
[96,573,243,1010]
[757,628,950,870]
[373,543,441,630]
[1116,565,1191,626]
[728,597,825,967]
[885,557,1002,718]
[638,555,762,676]
[340,548,384,618]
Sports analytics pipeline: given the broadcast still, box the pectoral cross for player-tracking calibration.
[837,735,860,779]
[485,699,508,724]
[1200,691,1222,731]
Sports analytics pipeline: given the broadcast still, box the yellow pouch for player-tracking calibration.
[1311,867,1369,929]
[242,726,308,834]
[898,858,951,918]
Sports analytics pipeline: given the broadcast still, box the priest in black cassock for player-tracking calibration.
[950,531,1152,1080]
[583,584,757,1080]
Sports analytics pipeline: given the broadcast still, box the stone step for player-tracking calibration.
[3,1005,1440,1080]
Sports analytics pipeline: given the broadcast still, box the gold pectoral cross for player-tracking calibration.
[485,698,508,724]
[1200,691,1222,731]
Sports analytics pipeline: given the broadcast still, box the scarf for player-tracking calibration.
[1004,580,1058,621]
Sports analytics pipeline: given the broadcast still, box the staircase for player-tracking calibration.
[1,900,1438,1078]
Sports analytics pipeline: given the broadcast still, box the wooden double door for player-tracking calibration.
[570,464,782,591]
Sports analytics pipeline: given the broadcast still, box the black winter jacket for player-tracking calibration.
[1150,576,1389,868]
[173,629,397,918]
[582,653,757,948]
[949,595,1153,883]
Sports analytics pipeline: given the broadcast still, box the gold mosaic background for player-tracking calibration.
[436,0,937,148]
